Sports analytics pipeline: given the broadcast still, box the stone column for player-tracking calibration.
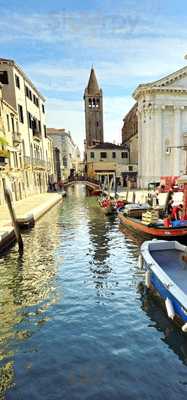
[137,109,142,188]
[154,105,162,180]
[173,106,182,175]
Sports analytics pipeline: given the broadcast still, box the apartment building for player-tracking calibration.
[0,58,53,202]
[47,128,81,180]
[86,142,136,186]
[0,83,22,204]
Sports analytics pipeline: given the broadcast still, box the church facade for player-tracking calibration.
[133,66,187,188]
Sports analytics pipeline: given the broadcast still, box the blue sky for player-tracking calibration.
[0,0,187,152]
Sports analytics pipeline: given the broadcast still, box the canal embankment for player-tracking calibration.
[109,189,183,206]
[0,192,63,252]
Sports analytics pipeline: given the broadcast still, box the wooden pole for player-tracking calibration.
[3,180,23,253]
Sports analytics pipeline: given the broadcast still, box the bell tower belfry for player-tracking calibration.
[84,67,104,147]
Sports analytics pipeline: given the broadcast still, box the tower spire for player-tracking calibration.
[87,67,100,95]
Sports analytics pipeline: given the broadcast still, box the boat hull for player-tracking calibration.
[149,272,187,324]
[118,212,187,239]
[100,205,115,215]
[141,240,187,328]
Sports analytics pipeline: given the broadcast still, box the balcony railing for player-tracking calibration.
[12,132,22,145]
[33,158,47,169]
[24,156,32,167]
[23,156,51,170]
[33,129,42,139]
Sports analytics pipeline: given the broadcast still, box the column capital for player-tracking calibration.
[173,105,180,111]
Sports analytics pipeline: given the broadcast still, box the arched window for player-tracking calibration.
[22,139,26,156]
[63,156,67,167]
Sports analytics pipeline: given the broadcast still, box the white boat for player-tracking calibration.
[140,239,187,332]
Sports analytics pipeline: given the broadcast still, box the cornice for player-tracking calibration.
[133,85,187,99]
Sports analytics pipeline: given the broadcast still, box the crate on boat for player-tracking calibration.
[142,210,159,225]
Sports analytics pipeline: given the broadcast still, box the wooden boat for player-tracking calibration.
[99,198,127,216]
[118,212,187,239]
[90,189,103,196]
[140,239,187,331]
[98,199,115,215]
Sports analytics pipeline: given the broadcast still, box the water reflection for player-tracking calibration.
[1,185,187,399]
[0,206,61,398]
[87,205,115,296]
[140,291,187,366]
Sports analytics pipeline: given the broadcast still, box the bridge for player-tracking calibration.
[64,177,101,192]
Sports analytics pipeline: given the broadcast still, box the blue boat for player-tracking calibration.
[140,240,187,332]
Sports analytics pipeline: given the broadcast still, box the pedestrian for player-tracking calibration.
[167,199,174,216]
[172,204,183,220]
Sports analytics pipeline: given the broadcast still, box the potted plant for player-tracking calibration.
[0,135,9,165]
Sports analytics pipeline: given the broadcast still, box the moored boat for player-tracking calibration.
[118,209,187,240]
[140,239,187,331]
[99,198,127,215]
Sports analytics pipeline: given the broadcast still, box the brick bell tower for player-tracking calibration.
[84,67,104,147]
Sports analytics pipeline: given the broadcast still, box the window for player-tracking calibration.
[25,86,32,100]
[25,86,29,97]
[112,152,116,159]
[63,156,67,167]
[13,152,18,168]
[100,152,107,159]
[32,117,37,132]
[38,120,41,133]
[27,112,32,129]
[90,152,95,159]
[0,71,8,84]
[11,116,15,133]
[43,125,47,138]
[7,115,10,131]
[33,94,39,107]
[129,166,133,172]
[15,74,20,89]
[42,104,45,113]
[96,121,99,127]
[121,151,128,159]
[18,104,24,123]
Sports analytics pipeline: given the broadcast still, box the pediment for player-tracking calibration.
[133,66,187,99]
[151,66,187,89]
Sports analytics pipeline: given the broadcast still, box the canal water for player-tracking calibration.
[1,184,187,399]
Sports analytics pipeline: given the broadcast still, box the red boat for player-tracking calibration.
[118,212,187,240]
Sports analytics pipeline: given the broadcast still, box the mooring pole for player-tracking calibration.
[3,180,23,253]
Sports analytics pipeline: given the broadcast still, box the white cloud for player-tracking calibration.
[46,96,133,155]
[1,8,187,154]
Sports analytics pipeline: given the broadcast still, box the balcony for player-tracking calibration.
[12,131,22,146]
[33,128,42,140]
[33,158,46,170]
[24,156,32,168]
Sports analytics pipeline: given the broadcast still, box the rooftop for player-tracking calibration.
[0,58,45,101]
[90,142,127,150]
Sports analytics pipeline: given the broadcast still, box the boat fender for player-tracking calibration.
[138,254,144,269]
[165,297,175,320]
[145,270,151,288]
[182,323,187,333]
